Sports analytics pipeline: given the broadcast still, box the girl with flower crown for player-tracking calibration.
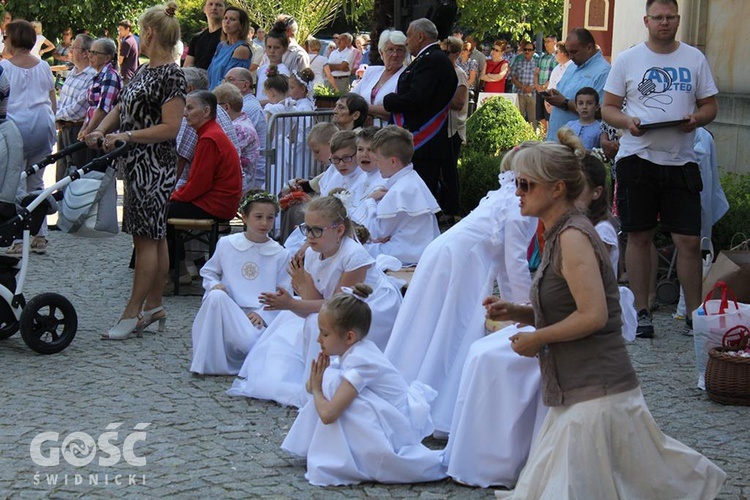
[281,284,447,486]
[190,191,291,375]
[227,195,402,408]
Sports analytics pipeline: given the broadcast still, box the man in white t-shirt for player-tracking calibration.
[327,33,355,92]
[602,0,718,338]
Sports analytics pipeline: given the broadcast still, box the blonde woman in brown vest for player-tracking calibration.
[489,128,725,499]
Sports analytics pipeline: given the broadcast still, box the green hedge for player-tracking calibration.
[458,96,538,212]
[713,171,750,250]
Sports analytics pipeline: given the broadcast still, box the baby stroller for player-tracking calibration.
[0,137,129,354]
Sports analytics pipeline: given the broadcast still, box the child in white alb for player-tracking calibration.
[281,284,447,486]
[385,148,538,442]
[190,191,291,375]
[348,126,386,225]
[316,130,366,196]
[363,126,440,266]
[283,129,366,255]
[264,68,317,179]
[227,195,401,408]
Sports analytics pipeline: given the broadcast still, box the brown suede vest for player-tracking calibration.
[532,211,639,407]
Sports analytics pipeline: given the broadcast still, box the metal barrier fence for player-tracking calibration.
[263,110,334,197]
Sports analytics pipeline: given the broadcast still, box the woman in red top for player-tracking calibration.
[480,40,510,93]
[167,90,242,280]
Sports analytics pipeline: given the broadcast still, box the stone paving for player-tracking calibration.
[0,178,747,498]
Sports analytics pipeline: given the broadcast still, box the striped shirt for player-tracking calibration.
[56,65,96,122]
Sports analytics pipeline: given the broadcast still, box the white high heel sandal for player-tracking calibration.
[137,306,167,333]
[101,317,141,340]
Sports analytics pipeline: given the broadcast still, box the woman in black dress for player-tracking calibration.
[86,1,186,339]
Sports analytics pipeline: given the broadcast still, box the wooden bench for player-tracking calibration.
[167,218,220,296]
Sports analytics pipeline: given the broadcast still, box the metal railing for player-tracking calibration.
[263,110,334,196]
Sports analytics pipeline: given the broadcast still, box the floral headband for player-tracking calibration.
[239,191,279,212]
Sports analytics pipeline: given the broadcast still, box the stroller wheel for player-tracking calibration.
[20,293,77,354]
[0,299,19,339]
[656,279,680,305]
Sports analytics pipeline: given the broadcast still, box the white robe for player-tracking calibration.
[364,164,441,266]
[190,234,291,375]
[227,237,402,407]
[441,324,547,488]
[384,171,537,432]
[281,340,447,486]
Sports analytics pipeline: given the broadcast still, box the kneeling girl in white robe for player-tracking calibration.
[282,284,447,486]
[227,195,402,407]
[191,191,291,375]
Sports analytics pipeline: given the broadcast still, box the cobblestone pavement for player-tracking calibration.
[0,182,747,498]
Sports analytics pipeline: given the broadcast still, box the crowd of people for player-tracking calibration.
[0,0,731,495]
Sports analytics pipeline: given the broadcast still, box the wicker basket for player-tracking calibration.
[705,347,750,406]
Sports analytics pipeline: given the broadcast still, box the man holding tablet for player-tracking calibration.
[602,0,718,338]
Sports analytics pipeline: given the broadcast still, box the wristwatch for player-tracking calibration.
[560,99,569,110]
[126,131,133,142]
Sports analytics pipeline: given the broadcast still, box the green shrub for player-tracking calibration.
[458,151,503,213]
[712,171,750,250]
[465,96,538,156]
[458,96,538,212]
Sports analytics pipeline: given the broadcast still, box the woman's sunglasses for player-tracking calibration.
[515,177,536,193]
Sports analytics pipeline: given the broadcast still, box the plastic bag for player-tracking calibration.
[692,281,750,389]
[57,168,119,237]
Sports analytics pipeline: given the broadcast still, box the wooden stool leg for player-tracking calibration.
[209,223,219,258]
[172,229,182,296]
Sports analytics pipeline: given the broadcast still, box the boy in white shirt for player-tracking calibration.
[349,126,386,225]
[316,130,366,196]
[365,126,441,265]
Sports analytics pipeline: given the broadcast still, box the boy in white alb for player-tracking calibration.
[349,126,386,225]
[316,130,366,196]
[364,126,440,266]
[602,0,718,337]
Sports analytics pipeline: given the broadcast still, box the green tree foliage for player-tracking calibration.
[235,0,350,40]
[456,0,564,41]
[177,0,207,44]
[4,0,152,41]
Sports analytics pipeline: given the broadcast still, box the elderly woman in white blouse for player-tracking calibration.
[352,29,407,126]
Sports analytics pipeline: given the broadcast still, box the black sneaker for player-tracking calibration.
[636,309,654,338]
[682,317,693,337]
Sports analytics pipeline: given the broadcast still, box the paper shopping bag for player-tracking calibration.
[693,281,750,389]
[703,250,750,303]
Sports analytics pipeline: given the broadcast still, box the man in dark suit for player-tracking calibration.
[383,18,460,217]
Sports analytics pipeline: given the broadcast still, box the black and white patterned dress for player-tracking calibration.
[117,63,186,239]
